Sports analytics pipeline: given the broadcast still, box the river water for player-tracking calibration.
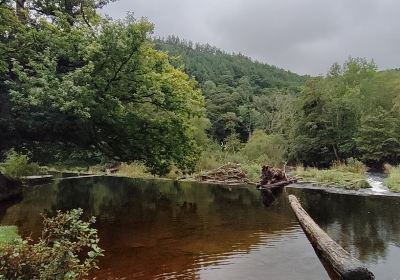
[0,176,399,279]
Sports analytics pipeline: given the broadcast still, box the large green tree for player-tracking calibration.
[1,1,205,174]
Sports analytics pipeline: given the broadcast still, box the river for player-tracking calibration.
[0,176,399,279]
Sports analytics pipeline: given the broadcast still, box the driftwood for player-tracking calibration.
[288,195,375,280]
[257,165,298,189]
[258,179,298,190]
[200,163,250,185]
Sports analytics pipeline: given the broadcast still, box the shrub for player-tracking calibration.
[116,162,154,179]
[241,162,262,182]
[385,165,400,192]
[0,209,103,280]
[241,130,285,166]
[0,149,41,179]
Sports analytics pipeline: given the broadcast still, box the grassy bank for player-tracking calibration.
[385,165,400,192]
[0,226,20,247]
[295,159,370,190]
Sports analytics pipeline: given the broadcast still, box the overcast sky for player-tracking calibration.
[103,0,400,75]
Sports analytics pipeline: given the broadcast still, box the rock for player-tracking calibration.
[354,179,371,189]
[0,172,22,201]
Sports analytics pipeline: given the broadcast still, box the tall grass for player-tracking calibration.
[385,165,400,192]
[295,159,369,190]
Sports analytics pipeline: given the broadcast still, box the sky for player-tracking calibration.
[103,0,400,75]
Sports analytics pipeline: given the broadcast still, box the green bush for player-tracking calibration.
[0,149,41,179]
[385,165,400,192]
[0,209,103,280]
[241,130,285,166]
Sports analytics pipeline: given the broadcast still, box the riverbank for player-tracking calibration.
[294,160,371,190]
[384,165,400,192]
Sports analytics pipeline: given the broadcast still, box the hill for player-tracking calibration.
[155,36,307,142]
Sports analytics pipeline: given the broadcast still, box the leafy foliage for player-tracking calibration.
[0,149,41,179]
[1,2,205,175]
[241,130,285,166]
[0,209,103,280]
[289,58,400,167]
[155,36,306,142]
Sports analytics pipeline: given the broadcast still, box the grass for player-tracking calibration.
[295,159,370,190]
[385,165,400,192]
[0,226,21,246]
[116,163,155,179]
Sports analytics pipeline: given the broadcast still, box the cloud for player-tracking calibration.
[103,0,400,75]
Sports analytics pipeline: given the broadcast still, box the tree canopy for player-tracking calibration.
[0,1,205,174]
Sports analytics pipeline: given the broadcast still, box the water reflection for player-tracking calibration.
[260,187,284,207]
[0,177,327,279]
[287,188,400,279]
[0,178,399,279]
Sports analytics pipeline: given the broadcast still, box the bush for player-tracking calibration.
[0,209,103,280]
[0,149,41,179]
[241,130,285,166]
[116,162,154,179]
[385,165,400,192]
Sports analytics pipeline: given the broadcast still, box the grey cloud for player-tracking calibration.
[103,0,400,75]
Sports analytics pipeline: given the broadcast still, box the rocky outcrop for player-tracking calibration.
[0,172,22,201]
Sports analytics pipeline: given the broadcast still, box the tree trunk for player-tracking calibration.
[15,0,27,22]
[288,195,375,280]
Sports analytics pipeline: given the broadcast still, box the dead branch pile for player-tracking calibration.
[257,165,298,189]
[200,163,250,185]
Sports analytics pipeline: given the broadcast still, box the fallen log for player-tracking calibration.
[288,195,374,280]
[257,178,298,189]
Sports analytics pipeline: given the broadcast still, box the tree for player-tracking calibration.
[356,109,400,165]
[2,3,206,174]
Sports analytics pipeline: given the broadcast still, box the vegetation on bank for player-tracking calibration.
[295,159,370,190]
[0,226,20,247]
[196,130,285,182]
[0,209,103,280]
[385,165,400,192]
[0,150,41,179]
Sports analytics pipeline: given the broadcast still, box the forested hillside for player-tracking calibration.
[155,36,307,142]
[156,37,400,169]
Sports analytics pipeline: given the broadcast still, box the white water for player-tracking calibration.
[366,173,389,194]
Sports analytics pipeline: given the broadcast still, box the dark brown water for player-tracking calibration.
[0,177,399,279]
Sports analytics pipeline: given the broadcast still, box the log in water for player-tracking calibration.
[288,195,375,280]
